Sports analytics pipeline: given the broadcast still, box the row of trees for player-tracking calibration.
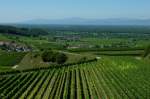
[0,25,48,37]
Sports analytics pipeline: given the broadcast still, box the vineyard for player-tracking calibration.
[0,56,149,99]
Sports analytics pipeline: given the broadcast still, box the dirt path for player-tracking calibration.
[12,65,18,69]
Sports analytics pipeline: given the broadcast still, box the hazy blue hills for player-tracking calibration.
[21,18,150,25]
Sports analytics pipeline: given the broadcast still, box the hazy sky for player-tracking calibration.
[0,0,150,23]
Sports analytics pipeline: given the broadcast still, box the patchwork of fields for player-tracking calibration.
[0,56,149,99]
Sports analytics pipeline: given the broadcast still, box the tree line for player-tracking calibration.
[0,25,48,37]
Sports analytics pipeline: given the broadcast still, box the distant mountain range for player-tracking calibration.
[21,18,150,25]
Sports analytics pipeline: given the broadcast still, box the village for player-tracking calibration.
[0,40,31,52]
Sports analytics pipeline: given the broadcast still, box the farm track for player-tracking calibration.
[0,57,149,99]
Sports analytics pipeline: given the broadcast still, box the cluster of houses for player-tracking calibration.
[0,41,31,52]
[53,35,80,42]
[67,44,94,49]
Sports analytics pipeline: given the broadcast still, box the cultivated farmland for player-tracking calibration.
[0,56,149,99]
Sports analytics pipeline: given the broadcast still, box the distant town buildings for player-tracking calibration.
[0,41,31,52]
[53,35,80,42]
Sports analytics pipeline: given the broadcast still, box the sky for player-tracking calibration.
[0,0,150,23]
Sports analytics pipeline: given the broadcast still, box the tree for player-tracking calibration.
[41,50,54,62]
[41,50,68,64]
[56,53,68,64]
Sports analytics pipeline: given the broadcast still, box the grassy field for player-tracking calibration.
[15,51,94,70]
[0,66,12,72]
[81,38,130,45]
[93,50,144,56]
[0,56,149,99]
[81,37,150,47]
[0,50,27,71]
[16,52,50,70]
[0,34,11,41]
[0,51,26,66]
